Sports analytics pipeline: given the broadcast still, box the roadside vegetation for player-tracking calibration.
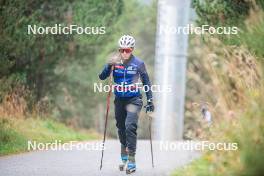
[173,1,264,175]
[0,117,99,155]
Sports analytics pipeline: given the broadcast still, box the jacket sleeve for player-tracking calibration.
[138,62,153,101]
[99,64,112,80]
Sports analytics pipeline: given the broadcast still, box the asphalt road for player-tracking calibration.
[0,140,200,176]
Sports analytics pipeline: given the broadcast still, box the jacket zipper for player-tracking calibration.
[123,67,126,97]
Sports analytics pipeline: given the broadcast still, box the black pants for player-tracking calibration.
[114,96,143,156]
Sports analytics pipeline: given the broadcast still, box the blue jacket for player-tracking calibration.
[99,55,153,100]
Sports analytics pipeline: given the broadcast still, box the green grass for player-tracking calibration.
[172,156,211,176]
[0,117,99,155]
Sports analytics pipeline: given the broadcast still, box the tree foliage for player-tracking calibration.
[0,0,123,122]
[192,0,263,26]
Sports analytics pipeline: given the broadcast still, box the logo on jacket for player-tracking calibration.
[127,66,133,70]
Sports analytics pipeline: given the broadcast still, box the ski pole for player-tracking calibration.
[146,108,154,168]
[100,65,114,170]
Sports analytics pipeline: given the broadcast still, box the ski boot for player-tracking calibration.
[126,155,136,174]
[126,161,136,174]
[119,155,128,171]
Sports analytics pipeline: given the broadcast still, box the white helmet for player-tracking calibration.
[118,35,135,48]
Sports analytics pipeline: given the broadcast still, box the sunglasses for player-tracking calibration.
[119,48,133,53]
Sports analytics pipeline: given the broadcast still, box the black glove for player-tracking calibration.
[144,99,154,113]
